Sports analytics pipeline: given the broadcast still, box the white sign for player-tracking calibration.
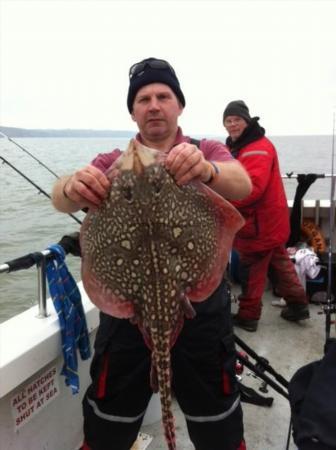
[11,366,60,430]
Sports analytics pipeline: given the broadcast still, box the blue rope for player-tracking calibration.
[46,244,91,394]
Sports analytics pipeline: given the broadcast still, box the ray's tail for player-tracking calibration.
[151,328,177,450]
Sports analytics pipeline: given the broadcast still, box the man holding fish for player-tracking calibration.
[52,57,251,450]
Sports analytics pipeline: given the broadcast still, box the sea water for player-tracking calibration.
[0,135,334,322]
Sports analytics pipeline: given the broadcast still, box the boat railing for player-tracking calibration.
[282,173,335,226]
[0,233,81,319]
[282,173,335,179]
[0,249,56,318]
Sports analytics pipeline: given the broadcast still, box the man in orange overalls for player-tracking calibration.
[223,100,310,332]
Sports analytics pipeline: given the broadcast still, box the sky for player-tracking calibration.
[1,0,336,136]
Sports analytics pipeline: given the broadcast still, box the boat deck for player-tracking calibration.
[137,283,329,450]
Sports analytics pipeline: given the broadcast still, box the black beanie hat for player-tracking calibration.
[223,100,251,123]
[127,57,186,113]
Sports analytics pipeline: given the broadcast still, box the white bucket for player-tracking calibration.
[142,393,162,425]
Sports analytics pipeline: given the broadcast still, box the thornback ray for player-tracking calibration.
[80,139,244,450]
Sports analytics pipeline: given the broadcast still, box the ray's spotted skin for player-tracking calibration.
[80,139,244,450]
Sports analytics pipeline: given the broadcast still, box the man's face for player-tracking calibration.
[223,115,249,142]
[131,83,183,142]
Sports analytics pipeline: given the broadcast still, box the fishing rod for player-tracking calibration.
[0,130,85,224]
[324,111,336,348]
[0,155,82,225]
[0,130,60,178]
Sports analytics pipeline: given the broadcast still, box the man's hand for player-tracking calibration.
[62,165,110,210]
[52,165,111,212]
[165,142,212,185]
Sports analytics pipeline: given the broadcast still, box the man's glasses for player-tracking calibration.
[129,59,176,80]
[224,117,246,126]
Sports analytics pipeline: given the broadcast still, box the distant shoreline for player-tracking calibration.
[0,126,135,138]
[0,126,331,139]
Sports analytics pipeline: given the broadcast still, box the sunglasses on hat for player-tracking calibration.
[129,58,176,80]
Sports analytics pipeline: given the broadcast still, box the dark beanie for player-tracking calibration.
[127,57,186,113]
[223,100,251,123]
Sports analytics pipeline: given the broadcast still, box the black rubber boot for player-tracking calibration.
[280,303,310,321]
[232,314,258,332]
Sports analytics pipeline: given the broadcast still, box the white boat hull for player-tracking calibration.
[0,284,98,450]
